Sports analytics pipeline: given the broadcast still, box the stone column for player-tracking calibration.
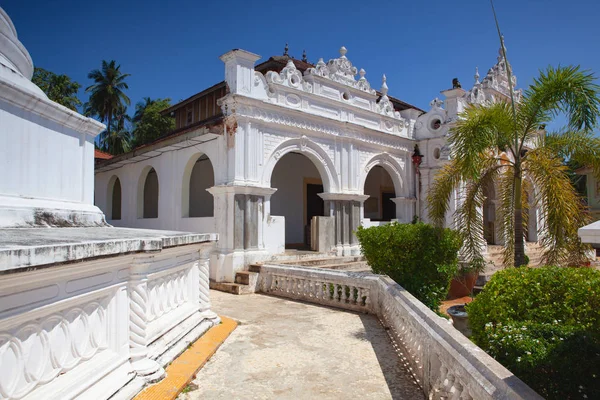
[319,193,368,256]
[391,196,417,223]
[207,185,276,282]
[128,255,165,382]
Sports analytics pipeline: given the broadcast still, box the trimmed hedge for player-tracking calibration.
[356,222,461,312]
[467,266,600,399]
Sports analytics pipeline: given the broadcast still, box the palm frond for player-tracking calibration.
[426,162,462,227]
[525,148,591,265]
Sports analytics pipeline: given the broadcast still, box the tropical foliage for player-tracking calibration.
[131,98,174,147]
[32,67,81,111]
[467,266,600,399]
[356,222,461,312]
[427,65,600,267]
[85,60,131,144]
[96,103,131,155]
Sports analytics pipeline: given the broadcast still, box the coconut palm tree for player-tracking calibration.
[427,64,600,267]
[97,103,132,155]
[85,60,130,138]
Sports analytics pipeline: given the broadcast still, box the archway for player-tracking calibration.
[363,166,396,221]
[107,176,121,220]
[139,167,159,219]
[182,154,214,217]
[270,152,326,248]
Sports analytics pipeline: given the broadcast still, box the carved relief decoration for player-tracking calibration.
[0,296,110,399]
[147,269,189,322]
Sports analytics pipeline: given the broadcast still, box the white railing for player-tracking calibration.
[0,241,219,400]
[259,265,378,313]
[257,265,542,400]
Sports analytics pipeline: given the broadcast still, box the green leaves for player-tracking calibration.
[427,64,600,267]
[356,222,461,312]
[467,266,600,399]
[132,98,174,147]
[32,67,82,111]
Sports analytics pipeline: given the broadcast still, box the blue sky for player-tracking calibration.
[3,0,600,124]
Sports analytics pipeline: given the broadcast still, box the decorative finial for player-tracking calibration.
[302,50,307,62]
[359,68,366,79]
[380,74,388,96]
[339,46,347,57]
[474,66,480,84]
[283,43,289,56]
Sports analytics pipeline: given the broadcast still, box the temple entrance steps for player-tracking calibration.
[254,254,371,273]
[476,242,546,292]
[210,271,260,295]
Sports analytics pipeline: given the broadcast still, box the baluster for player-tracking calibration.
[357,287,363,305]
[363,288,370,307]
[341,284,347,303]
[350,286,357,304]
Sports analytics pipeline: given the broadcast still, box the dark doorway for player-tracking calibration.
[382,192,396,221]
[305,183,324,246]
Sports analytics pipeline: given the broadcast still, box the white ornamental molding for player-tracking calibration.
[376,75,401,118]
[235,104,411,152]
[305,47,376,95]
[266,60,312,93]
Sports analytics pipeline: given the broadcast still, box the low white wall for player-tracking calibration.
[0,242,219,400]
[256,265,543,400]
[264,215,285,255]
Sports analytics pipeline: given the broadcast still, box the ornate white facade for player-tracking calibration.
[95,44,527,283]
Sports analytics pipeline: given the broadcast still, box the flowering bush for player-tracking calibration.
[468,266,600,399]
[356,222,461,312]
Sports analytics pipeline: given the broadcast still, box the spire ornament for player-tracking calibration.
[302,50,307,62]
[283,43,289,56]
[474,67,480,84]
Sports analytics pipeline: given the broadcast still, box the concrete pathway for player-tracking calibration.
[179,290,423,400]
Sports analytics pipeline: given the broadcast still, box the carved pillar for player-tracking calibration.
[320,193,368,256]
[197,248,220,322]
[129,256,165,382]
[391,196,417,223]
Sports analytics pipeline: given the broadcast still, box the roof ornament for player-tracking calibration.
[339,46,347,58]
[302,49,307,62]
[357,68,372,92]
[452,78,462,89]
[474,66,480,84]
[376,74,400,118]
[380,74,389,98]
[283,43,289,56]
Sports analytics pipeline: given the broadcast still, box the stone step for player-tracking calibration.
[276,256,365,266]
[311,261,370,271]
[235,271,259,289]
[267,251,336,263]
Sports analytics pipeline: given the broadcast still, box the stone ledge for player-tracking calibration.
[0,227,218,272]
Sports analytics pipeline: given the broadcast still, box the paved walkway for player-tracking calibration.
[179,290,423,400]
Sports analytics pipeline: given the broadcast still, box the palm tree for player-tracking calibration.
[427,64,600,267]
[85,60,131,137]
[97,103,131,155]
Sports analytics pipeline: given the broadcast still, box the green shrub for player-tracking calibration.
[467,266,600,399]
[356,222,461,312]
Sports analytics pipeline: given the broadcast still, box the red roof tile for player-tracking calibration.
[94,149,113,160]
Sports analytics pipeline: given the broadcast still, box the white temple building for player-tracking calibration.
[0,7,219,399]
[94,44,535,283]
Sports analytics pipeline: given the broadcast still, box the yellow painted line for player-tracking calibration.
[134,316,237,400]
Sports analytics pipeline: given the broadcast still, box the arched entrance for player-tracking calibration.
[270,152,326,249]
[363,166,396,221]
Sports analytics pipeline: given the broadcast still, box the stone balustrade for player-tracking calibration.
[0,232,219,400]
[257,265,543,400]
[259,265,378,313]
